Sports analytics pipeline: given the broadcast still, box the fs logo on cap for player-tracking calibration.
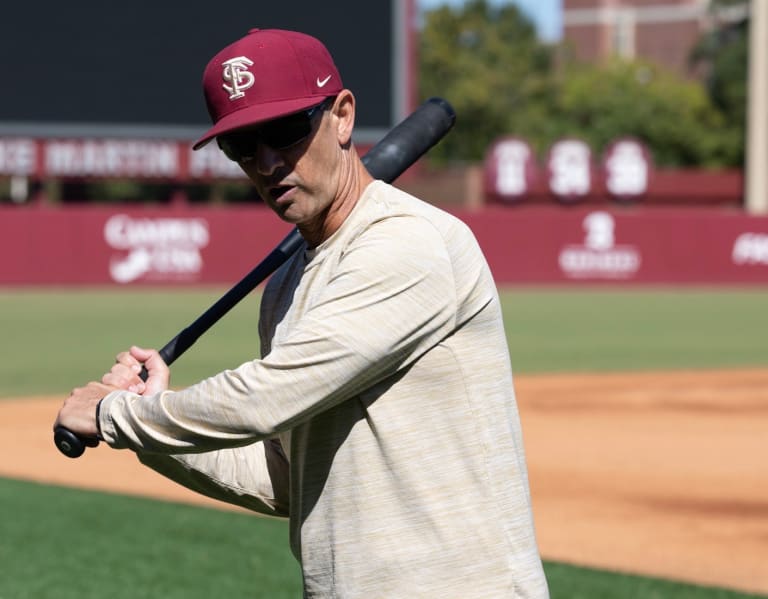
[221,57,255,100]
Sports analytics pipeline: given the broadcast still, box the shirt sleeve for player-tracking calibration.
[99,215,458,454]
[134,438,290,516]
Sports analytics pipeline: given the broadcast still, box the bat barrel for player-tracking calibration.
[362,97,456,181]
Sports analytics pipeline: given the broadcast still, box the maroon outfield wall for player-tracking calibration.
[1,204,767,286]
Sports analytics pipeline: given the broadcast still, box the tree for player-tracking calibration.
[418,0,553,163]
[419,0,743,168]
[689,0,748,166]
[543,58,741,168]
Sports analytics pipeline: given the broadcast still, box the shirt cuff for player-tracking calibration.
[97,391,123,445]
[95,398,104,440]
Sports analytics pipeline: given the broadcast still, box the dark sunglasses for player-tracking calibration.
[217,96,335,162]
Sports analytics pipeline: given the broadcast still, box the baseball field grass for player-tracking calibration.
[1,286,766,395]
[2,476,765,599]
[1,287,766,598]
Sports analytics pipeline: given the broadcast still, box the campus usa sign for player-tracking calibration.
[104,214,211,283]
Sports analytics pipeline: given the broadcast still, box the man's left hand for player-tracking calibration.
[53,381,117,439]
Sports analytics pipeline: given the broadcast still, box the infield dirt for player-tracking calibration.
[2,368,767,595]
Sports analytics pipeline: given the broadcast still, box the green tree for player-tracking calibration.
[419,0,743,168]
[418,0,553,163]
[542,59,741,167]
[690,1,748,165]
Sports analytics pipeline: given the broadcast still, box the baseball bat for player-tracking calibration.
[54,97,456,458]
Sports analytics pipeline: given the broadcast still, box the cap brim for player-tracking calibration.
[192,96,329,150]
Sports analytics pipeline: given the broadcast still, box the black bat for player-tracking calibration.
[54,97,456,458]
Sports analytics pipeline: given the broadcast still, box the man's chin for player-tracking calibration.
[274,205,306,225]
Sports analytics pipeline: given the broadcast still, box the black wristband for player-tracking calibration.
[95,398,104,441]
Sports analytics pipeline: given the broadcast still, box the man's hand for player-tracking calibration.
[53,346,169,440]
[102,345,170,396]
[54,381,115,438]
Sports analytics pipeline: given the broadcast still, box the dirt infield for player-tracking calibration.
[2,368,767,595]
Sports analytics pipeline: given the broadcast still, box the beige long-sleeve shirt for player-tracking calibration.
[100,181,549,598]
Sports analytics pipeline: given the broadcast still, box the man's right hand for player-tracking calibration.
[102,345,169,396]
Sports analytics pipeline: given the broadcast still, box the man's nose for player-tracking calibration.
[249,143,285,177]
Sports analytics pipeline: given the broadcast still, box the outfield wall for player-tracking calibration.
[1,205,767,285]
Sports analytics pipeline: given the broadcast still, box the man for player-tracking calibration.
[55,29,549,597]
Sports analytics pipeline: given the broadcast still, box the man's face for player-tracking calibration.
[231,99,342,227]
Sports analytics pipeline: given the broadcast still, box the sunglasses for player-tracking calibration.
[217,96,335,162]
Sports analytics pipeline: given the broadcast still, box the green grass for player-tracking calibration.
[502,287,768,373]
[1,478,764,599]
[0,288,264,397]
[1,287,766,397]
[0,477,300,599]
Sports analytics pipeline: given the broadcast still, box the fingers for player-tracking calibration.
[100,346,170,396]
[129,346,170,396]
[129,345,157,362]
[102,351,144,392]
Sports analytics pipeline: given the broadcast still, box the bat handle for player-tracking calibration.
[54,426,99,458]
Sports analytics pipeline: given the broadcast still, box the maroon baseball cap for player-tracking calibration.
[193,28,343,150]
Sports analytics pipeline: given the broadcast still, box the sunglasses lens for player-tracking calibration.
[216,98,331,161]
[217,137,246,162]
[260,114,312,150]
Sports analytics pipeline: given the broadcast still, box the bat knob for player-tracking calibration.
[54,426,97,458]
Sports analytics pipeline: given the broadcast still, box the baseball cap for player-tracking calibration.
[193,28,343,150]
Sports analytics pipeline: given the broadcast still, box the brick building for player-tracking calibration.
[562,0,748,77]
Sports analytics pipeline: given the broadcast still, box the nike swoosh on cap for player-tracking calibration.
[316,75,332,88]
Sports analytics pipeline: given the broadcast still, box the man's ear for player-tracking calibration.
[332,90,355,146]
